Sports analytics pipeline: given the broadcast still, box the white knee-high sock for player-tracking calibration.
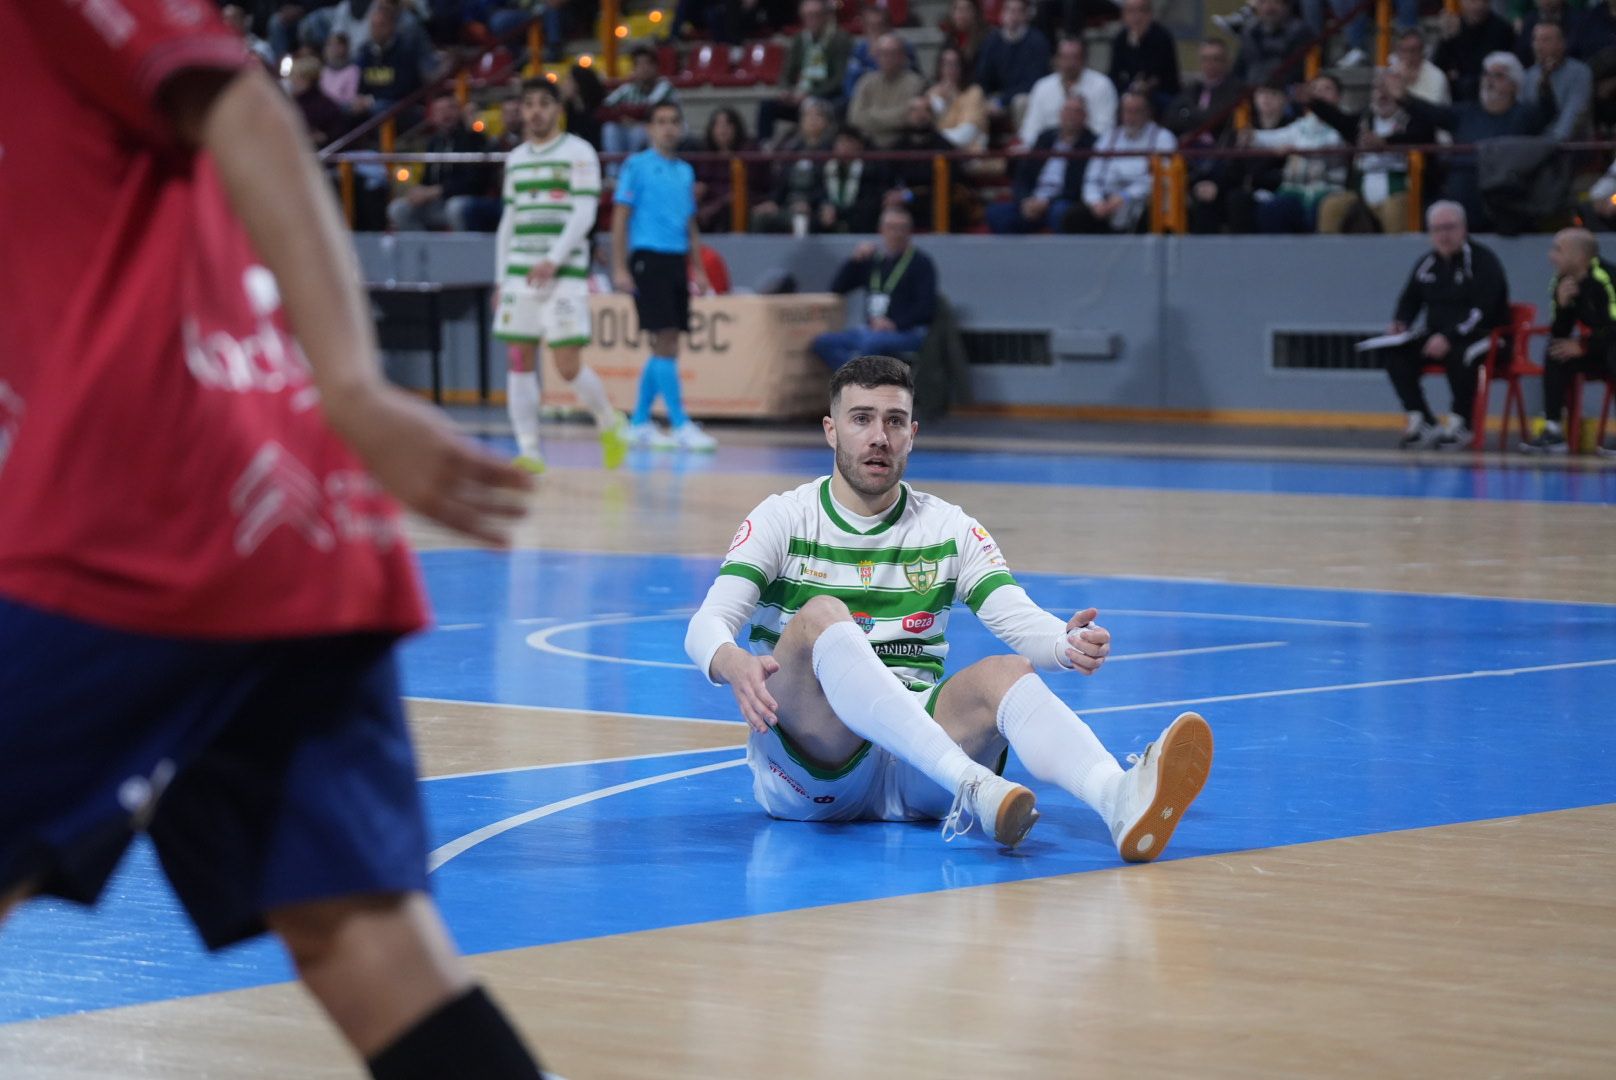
[811,621,985,795]
[569,365,618,430]
[997,673,1123,818]
[507,369,541,458]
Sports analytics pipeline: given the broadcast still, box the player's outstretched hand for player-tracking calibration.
[327,382,533,546]
[713,645,780,732]
[1064,607,1111,676]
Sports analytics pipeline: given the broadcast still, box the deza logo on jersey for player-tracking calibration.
[903,612,936,634]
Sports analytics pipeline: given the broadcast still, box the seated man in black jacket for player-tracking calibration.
[812,206,938,370]
[1522,227,1616,454]
[987,97,1094,233]
[1377,199,1512,448]
[386,92,498,231]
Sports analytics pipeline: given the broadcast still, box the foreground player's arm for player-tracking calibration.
[494,165,516,291]
[687,217,711,294]
[165,66,530,543]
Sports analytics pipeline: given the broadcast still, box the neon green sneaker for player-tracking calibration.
[599,416,629,470]
[513,454,547,476]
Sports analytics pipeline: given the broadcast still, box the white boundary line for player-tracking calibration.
[425,743,743,782]
[1081,656,1616,716]
[427,758,746,871]
[406,695,737,726]
[1095,609,1371,629]
[1106,641,1286,663]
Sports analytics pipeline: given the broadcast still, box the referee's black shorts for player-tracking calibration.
[629,249,690,333]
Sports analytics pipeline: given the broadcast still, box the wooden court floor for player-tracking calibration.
[2,430,1613,1078]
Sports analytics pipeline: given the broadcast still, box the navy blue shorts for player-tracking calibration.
[0,598,428,950]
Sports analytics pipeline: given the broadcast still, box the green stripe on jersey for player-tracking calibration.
[514,223,565,236]
[719,562,768,589]
[785,536,958,567]
[818,480,908,536]
[504,265,590,279]
[964,571,1017,613]
[515,179,570,193]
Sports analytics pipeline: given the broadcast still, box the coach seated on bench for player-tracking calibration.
[811,205,939,371]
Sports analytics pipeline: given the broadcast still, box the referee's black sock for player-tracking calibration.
[367,985,544,1080]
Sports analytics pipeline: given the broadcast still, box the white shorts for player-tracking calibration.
[494,278,592,347]
[747,680,1003,823]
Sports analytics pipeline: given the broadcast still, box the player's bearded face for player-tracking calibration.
[831,390,915,498]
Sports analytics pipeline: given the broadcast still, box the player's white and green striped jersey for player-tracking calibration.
[497,133,600,286]
[717,478,1015,688]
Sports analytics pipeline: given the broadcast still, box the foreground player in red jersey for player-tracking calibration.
[0,1,549,1076]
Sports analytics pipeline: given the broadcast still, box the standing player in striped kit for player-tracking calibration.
[495,78,628,474]
[685,356,1213,857]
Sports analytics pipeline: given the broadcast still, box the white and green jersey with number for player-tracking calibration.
[700,478,1027,688]
[496,133,601,288]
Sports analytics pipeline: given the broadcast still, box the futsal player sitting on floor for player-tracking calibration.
[495,77,628,474]
[684,355,1214,857]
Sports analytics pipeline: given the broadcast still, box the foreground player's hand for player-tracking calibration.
[327,383,532,546]
[1064,607,1110,675]
[713,645,780,732]
[612,266,635,293]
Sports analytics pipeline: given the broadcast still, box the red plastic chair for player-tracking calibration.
[1468,302,1544,451]
[709,46,758,87]
[1567,371,1615,455]
[741,41,786,86]
[674,43,731,87]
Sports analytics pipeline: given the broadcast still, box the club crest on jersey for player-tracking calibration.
[851,612,875,633]
[904,558,938,593]
[857,560,875,588]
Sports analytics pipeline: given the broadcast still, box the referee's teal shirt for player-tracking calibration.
[616,148,695,254]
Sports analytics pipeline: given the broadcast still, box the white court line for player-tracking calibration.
[1106,641,1285,662]
[435,623,484,632]
[1081,656,1616,716]
[526,610,1287,671]
[406,695,738,727]
[427,758,746,871]
[425,744,741,782]
[1097,609,1371,629]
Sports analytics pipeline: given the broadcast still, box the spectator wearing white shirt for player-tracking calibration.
[1389,29,1452,106]
[1020,36,1118,146]
[1063,91,1175,233]
[1247,74,1350,233]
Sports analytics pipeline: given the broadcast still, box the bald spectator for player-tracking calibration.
[1021,36,1118,145]
[1522,228,1616,454]
[1378,200,1510,449]
[977,0,1052,118]
[1109,0,1180,107]
[849,33,929,147]
[757,0,852,144]
[844,5,919,102]
[1234,0,1313,89]
[1388,29,1452,106]
[1065,90,1175,233]
[1400,51,1556,229]
[1523,21,1592,142]
[1433,0,1516,102]
[988,96,1095,233]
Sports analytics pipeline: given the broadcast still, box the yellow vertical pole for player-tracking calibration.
[1407,150,1424,233]
[730,156,749,233]
[932,155,950,233]
[381,118,396,190]
[526,23,544,77]
[603,0,621,75]
[1170,154,1188,233]
[1149,156,1166,234]
[455,69,469,104]
[1375,0,1392,67]
[1305,46,1321,81]
[340,160,356,228]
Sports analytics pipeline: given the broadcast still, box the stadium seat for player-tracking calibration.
[710,46,758,87]
[469,46,516,89]
[1468,302,1544,452]
[675,43,731,87]
[657,44,679,78]
[740,41,785,86]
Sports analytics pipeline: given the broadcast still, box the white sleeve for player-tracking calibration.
[976,585,1074,672]
[683,496,793,684]
[546,147,601,270]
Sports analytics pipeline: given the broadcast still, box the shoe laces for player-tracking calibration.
[940,777,979,842]
[1125,741,1156,769]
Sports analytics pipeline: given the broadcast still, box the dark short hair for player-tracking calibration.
[631,44,658,64]
[829,355,914,410]
[521,76,560,101]
[649,99,683,122]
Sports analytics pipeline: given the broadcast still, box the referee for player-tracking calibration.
[612,100,716,451]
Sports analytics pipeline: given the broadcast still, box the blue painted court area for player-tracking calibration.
[491,435,1616,504]
[2,551,1613,1023]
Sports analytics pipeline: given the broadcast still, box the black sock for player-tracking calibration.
[368,986,544,1080]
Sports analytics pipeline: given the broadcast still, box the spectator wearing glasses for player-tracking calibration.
[1377,200,1511,449]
